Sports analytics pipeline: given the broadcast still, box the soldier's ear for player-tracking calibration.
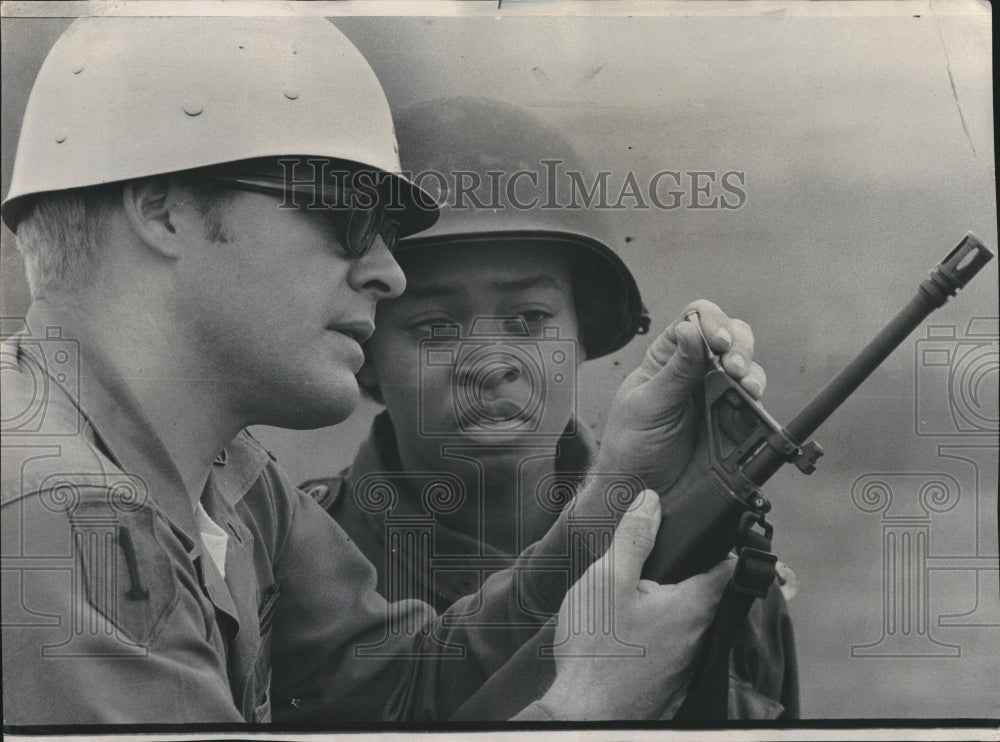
[121,177,183,259]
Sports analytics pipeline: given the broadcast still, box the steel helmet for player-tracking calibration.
[2,16,437,236]
[394,97,649,359]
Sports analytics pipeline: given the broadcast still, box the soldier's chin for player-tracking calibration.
[264,377,361,430]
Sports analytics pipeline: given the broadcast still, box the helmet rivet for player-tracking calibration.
[72,64,84,74]
[283,89,299,101]
[55,132,68,143]
[183,101,204,116]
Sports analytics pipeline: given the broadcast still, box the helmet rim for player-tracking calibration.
[396,229,650,359]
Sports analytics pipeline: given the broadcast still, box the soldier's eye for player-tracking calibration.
[406,317,456,334]
[520,310,553,324]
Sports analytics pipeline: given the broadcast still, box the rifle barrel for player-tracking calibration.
[744,233,993,486]
[785,292,940,443]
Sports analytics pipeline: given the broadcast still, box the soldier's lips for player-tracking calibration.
[475,398,525,420]
[324,322,373,373]
[456,400,540,431]
[327,320,375,345]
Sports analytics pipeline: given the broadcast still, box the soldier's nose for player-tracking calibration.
[481,361,521,389]
[476,361,533,412]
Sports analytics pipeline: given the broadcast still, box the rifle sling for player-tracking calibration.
[674,528,777,721]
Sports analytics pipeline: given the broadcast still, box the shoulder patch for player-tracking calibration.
[299,477,343,511]
[75,502,177,645]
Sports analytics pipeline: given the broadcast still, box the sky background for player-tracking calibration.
[2,0,997,720]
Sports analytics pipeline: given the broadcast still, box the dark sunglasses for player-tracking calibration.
[194,173,400,257]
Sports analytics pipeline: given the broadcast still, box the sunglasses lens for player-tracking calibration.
[344,208,400,256]
[380,219,400,253]
[204,173,399,257]
[344,209,377,257]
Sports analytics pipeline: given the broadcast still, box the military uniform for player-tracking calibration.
[304,411,800,719]
[2,17,738,727]
[303,412,597,613]
[0,306,571,724]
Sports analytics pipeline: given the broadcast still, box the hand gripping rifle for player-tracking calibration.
[643,233,994,719]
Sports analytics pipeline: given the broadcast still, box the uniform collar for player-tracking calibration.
[340,410,600,552]
[211,430,272,508]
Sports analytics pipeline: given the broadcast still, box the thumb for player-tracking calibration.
[603,489,662,598]
[671,555,738,620]
[641,321,709,417]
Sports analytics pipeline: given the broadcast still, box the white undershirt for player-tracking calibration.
[195,501,229,579]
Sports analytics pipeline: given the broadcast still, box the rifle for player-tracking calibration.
[642,232,994,580]
[452,234,993,722]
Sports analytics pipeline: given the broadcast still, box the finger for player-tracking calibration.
[720,318,754,380]
[739,362,767,399]
[596,489,661,600]
[682,300,733,354]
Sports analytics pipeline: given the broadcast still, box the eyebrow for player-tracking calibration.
[403,274,567,299]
